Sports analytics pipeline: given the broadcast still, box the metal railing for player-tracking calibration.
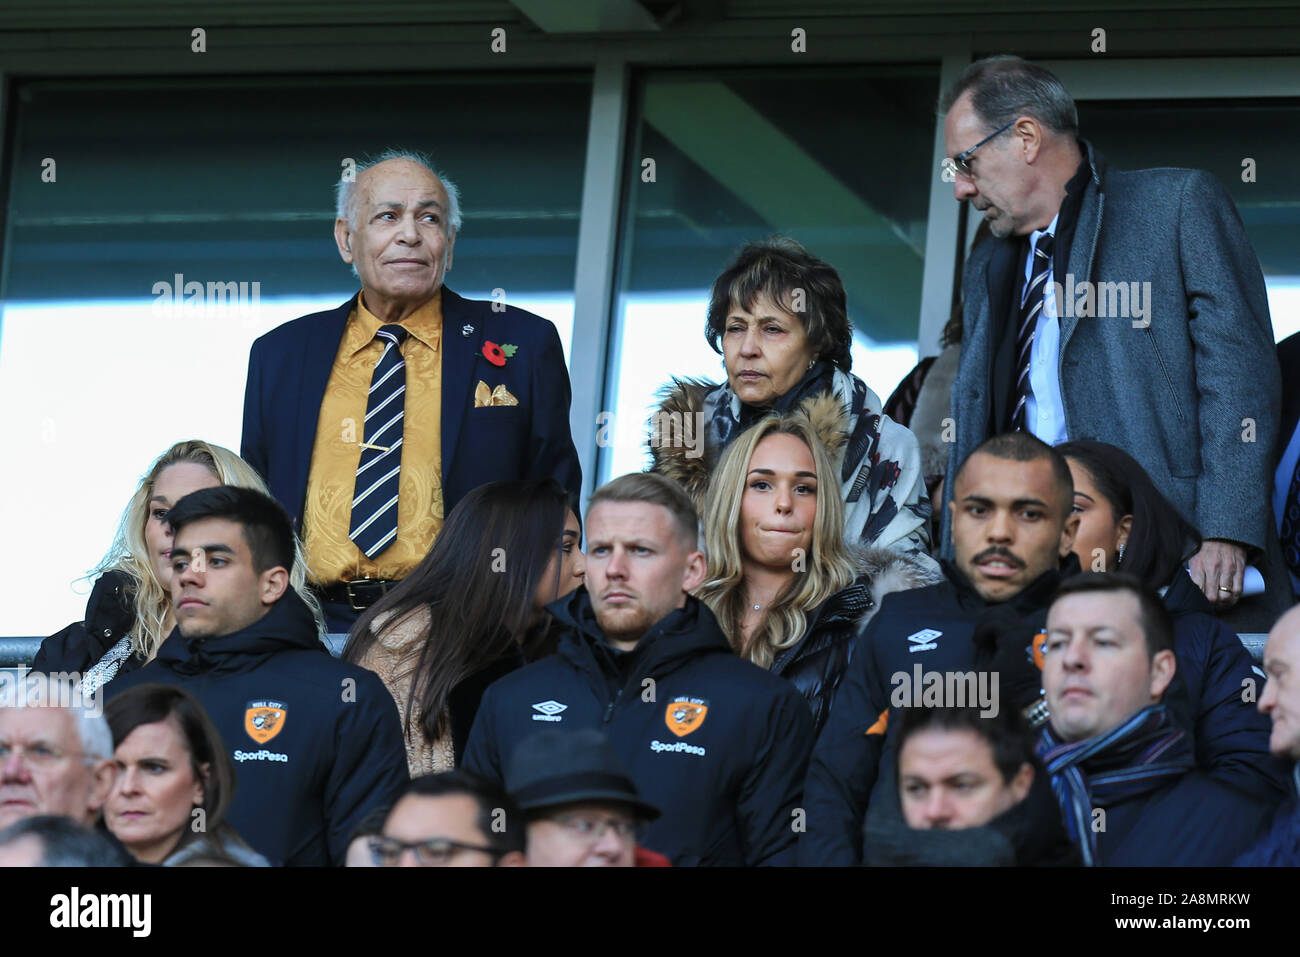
[0,634,349,668]
[0,633,1268,670]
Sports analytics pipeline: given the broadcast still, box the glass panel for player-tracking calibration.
[601,64,940,481]
[1,73,589,637]
[1076,98,1300,341]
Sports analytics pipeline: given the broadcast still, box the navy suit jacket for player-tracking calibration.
[240,287,582,535]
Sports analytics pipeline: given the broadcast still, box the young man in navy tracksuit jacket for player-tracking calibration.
[463,474,813,866]
[107,486,408,867]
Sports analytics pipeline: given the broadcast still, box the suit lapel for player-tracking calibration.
[439,287,488,483]
[1060,154,1104,352]
[295,296,356,517]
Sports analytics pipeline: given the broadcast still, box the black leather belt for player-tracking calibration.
[318,579,401,611]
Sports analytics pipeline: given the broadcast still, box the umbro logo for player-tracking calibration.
[906,628,942,653]
[531,700,567,722]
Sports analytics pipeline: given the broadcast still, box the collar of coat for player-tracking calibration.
[548,586,732,682]
[940,552,1081,617]
[155,588,326,676]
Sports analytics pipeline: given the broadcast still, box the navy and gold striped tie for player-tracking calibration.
[349,324,408,558]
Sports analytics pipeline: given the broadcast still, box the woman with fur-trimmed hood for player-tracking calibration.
[697,411,941,736]
[649,236,937,571]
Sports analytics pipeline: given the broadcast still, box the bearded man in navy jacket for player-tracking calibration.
[240,149,581,632]
[464,473,814,867]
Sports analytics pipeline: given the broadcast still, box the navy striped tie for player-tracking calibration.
[349,324,408,559]
[1011,232,1054,432]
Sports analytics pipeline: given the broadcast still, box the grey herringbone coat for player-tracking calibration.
[945,142,1281,558]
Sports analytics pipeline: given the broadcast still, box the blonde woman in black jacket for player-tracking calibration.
[697,409,939,736]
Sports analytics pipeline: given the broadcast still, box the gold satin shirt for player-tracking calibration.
[303,292,444,584]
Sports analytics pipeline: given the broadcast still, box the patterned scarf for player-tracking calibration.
[1037,705,1194,866]
[703,362,893,520]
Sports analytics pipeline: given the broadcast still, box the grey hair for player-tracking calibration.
[938,55,1078,137]
[0,674,113,762]
[73,702,113,762]
[334,148,463,235]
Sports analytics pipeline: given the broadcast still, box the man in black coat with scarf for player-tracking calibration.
[1037,573,1276,866]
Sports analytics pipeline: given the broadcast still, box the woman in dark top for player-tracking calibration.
[698,411,938,737]
[344,478,585,776]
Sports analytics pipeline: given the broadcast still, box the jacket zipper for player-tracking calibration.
[603,686,624,725]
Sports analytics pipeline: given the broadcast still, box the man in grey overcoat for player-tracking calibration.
[940,55,1291,625]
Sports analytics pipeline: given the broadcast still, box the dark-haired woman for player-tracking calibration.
[104,683,267,866]
[1059,439,1288,801]
[344,478,585,777]
[649,236,936,571]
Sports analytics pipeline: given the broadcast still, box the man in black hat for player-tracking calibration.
[506,729,662,868]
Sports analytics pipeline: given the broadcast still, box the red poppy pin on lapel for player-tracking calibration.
[482,341,519,367]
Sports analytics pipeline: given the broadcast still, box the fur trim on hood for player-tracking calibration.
[854,545,944,633]
[647,377,853,513]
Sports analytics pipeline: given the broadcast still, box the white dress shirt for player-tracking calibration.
[1020,213,1069,446]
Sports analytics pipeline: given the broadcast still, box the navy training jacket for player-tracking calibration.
[463,589,814,866]
[107,591,409,866]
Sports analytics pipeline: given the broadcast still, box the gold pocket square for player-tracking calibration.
[474,381,519,408]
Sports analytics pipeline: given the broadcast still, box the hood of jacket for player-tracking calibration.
[154,589,326,677]
[647,376,852,510]
[548,586,733,685]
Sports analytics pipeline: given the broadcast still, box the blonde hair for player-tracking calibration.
[698,413,858,669]
[89,440,326,660]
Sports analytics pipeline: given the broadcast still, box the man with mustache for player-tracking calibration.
[799,431,1079,865]
[463,472,814,866]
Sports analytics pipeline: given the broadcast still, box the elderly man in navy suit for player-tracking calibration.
[940,56,1289,627]
[241,150,581,632]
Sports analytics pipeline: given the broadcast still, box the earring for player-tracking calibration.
[808,359,815,371]
[1116,542,1125,567]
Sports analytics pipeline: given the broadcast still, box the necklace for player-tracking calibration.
[752,603,761,611]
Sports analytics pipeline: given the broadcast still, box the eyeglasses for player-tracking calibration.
[0,740,90,768]
[367,835,507,867]
[544,812,639,843]
[941,119,1017,179]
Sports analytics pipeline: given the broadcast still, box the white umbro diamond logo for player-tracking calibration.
[907,628,942,653]
[531,700,567,722]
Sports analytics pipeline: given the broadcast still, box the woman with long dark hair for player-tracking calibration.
[1058,439,1287,801]
[344,478,584,777]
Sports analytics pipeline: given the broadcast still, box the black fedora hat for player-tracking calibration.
[505,729,660,820]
